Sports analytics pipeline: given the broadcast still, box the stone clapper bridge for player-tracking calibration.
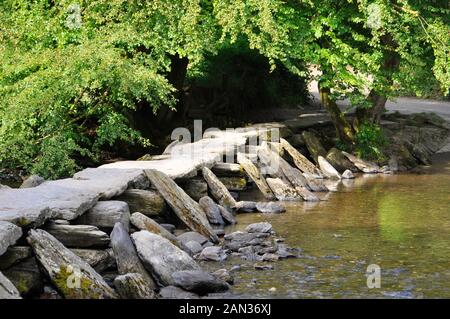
[0,122,380,297]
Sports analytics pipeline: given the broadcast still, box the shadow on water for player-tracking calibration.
[218,152,450,298]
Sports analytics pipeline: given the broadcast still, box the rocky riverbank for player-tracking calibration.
[1,112,449,299]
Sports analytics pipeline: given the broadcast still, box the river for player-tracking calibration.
[215,152,450,299]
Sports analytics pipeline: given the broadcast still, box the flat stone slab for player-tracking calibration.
[0,168,148,225]
[145,169,218,243]
[27,229,118,299]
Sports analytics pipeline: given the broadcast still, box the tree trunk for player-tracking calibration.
[356,34,400,125]
[319,85,356,145]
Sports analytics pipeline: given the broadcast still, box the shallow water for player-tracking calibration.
[218,152,450,299]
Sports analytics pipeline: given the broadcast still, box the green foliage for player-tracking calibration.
[354,122,387,161]
[0,0,448,177]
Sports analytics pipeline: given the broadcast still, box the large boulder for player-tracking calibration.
[76,200,130,231]
[110,223,156,289]
[0,221,22,256]
[115,189,166,218]
[171,270,229,295]
[131,231,201,286]
[27,229,118,299]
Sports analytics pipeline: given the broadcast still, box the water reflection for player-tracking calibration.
[222,153,450,298]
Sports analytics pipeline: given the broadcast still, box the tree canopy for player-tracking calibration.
[1,0,448,178]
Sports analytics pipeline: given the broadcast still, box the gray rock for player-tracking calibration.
[202,167,238,209]
[160,224,176,234]
[302,131,327,164]
[266,178,302,201]
[202,241,214,248]
[171,270,229,295]
[45,224,110,248]
[198,246,227,262]
[199,196,225,225]
[318,156,341,179]
[276,244,301,258]
[255,202,285,214]
[114,273,156,299]
[245,222,273,234]
[218,205,236,224]
[0,183,11,189]
[20,175,45,188]
[223,231,270,251]
[254,263,274,270]
[185,241,203,255]
[3,258,43,296]
[214,228,225,236]
[0,246,32,270]
[211,163,244,177]
[77,201,130,231]
[326,148,358,173]
[0,271,21,299]
[341,169,355,179]
[159,285,200,299]
[236,153,275,200]
[179,178,208,201]
[261,253,279,262]
[27,229,118,299]
[145,169,218,243]
[218,177,247,191]
[115,189,166,218]
[131,231,200,286]
[212,269,234,284]
[40,285,62,299]
[0,167,147,227]
[130,213,186,251]
[237,246,262,261]
[342,151,380,173]
[110,223,156,289]
[71,249,116,273]
[234,201,257,213]
[0,221,22,256]
[177,231,209,246]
